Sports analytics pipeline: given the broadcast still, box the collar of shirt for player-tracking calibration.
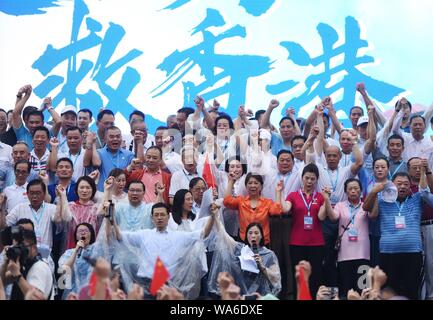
[182,168,197,176]
[154,228,169,234]
[144,167,161,175]
[30,149,50,160]
[12,182,28,190]
[104,146,125,156]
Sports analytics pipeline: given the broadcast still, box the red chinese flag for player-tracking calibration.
[202,154,217,189]
[150,256,170,296]
[297,268,312,300]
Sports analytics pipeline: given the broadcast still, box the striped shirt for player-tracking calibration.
[29,149,50,172]
[378,189,433,253]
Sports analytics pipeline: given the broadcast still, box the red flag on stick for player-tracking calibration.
[150,256,170,296]
[297,267,312,300]
[202,153,217,189]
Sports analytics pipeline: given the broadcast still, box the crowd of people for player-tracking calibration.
[0,82,433,300]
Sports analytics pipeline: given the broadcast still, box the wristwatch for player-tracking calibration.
[13,274,22,283]
[426,172,432,175]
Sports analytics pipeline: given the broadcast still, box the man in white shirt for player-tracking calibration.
[0,179,70,250]
[3,160,30,213]
[169,147,200,204]
[50,126,86,182]
[107,202,215,297]
[0,228,54,300]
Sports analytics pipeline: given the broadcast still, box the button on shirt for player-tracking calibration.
[96,147,135,191]
[378,189,433,253]
[6,202,59,249]
[114,202,154,231]
[121,228,202,278]
[3,182,29,212]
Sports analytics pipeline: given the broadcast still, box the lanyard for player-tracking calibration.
[96,134,105,148]
[327,168,339,192]
[57,132,67,149]
[69,151,81,167]
[299,190,316,216]
[388,161,404,180]
[348,201,361,226]
[30,203,45,228]
[183,169,196,182]
[395,197,408,216]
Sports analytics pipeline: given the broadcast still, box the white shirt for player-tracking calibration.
[0,142,12,191]
[58,149,85,182]
[317,162,354,205]
[122,228,203,278]
[4,182,29,212]
[124,134,156,154]
[26,260,54,300]
[400,132,433,162]
[6,202,59,249]
[169,168,200,197]
[163,151,183,174]
[263,168,300,201]
[29,149,50,172]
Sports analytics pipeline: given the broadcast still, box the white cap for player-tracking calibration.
[381,181,398,203]
[259,128,272,141]
[357,116,369,126]
[61,105,77,116]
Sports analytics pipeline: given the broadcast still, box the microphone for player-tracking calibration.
[251,240,261,270]
[77,236,85,258]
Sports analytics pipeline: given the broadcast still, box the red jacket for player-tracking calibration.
[124,168,171,204]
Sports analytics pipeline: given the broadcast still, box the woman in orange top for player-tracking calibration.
[223,172,283,245]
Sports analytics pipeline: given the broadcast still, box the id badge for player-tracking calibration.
[304,216,313,230]
[35,230,42,244]
[395,216,406,229]
[348,228,358,242]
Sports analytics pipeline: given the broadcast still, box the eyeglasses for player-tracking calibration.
[15,169,29,175]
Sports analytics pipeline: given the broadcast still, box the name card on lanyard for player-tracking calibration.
[347,202,361,242]
[395,198,408,229]
[299,190,316,231]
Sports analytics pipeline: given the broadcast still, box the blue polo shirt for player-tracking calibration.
[13,124,34,150]
[270,132,291,156]
[96,147,134,191]
[378,190,433,253]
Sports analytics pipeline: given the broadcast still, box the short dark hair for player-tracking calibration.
[65,126,82,135]
[277,149,294,161]
[75,176,97,200]
[109,168,125,178]
[244,222,265,247]
[213,114,234,135]
[279,116,295,127]
[27,110,44,121]
[106,126,121,134]
[151,202,170,215]
[128,110,145,122]
[31,126,50,138]
[291,135,307,146]
[21,228,37,246]
[350,106,364,116]
[27,179,46,194]
[410,114,425,125]
[16,218,34,229]
[344,178,363,193]
[189,177,206,190]
[56,157,74,168]
[407,157,421,169]
[23,107,39,121]
[392,172,411,182]
[225,155,247,175]
[245,172,263,186]
[74,222,96,245]
[302,163,319,179]
[177,107,195,116]
[387,134,404,146]
[172,189,195,225]
[255,110,266,121]
[155,126,169,133]
[373,157,389,169]
[78,108,93,119]
[14,159,31,173]
[97,109,114,121]
[128,180,145,192]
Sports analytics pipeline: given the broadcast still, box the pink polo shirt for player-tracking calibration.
[333,201,370,262]
[141,168,163,203]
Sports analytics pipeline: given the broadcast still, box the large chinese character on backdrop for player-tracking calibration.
[266,16,405,119]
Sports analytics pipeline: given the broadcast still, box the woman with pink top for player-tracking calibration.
[65,176,102,250]
[327,178,375,296]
